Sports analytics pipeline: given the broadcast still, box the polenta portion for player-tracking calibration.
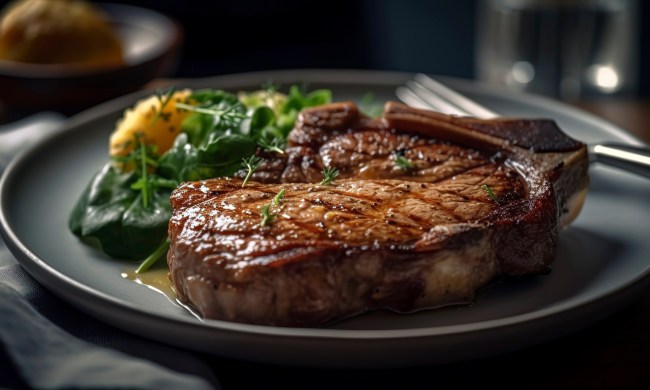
[109,89,193,159]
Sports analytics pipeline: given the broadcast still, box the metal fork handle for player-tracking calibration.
[398,73,650,179]
[589,144,650,178]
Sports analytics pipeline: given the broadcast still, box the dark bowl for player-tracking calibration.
[0,3,183,120]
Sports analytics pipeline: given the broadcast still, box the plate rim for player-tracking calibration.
[1,69,649,346]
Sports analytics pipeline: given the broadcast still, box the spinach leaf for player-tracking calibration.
[70,85,333,269]
[69,163,135,236]
[181,112,213,147]
[198,133,254,163]
[240,106,275,138]
[122,190,172,256]
[157,133,195,182]
[69,161,173,259]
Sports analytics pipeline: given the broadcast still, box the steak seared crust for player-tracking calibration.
[168,102,589,327]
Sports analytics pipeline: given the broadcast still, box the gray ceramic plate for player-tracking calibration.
[1,70,650,368]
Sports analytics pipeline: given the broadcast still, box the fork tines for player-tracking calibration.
[396,73,499,119]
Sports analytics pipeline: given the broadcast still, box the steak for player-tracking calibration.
[167,102,589,327]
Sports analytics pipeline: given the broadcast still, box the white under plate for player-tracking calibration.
[1,69,650,368]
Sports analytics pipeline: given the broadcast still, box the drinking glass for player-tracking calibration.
[476,0,639,100]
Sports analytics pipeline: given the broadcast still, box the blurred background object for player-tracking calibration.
[0,0,182,122]
[476,0,639,100]
[0,0,647,121]
[0,0,123,66]
[96,0,646,97]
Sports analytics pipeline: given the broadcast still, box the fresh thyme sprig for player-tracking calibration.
[273,188,286,205]
[137,141,150,206]
[135,236,170,274]
[241,155,263,187]
[394,155,414,171]
[127,134,160,208]
[262,81,280,95]
[121,133,180,208]
[260,204,273,226]
[258,136,286,154]
[319,166,340,185]
[150,87,176,125]
[260,188,286,226]
[176,102,247,128]
[482,184,499,203]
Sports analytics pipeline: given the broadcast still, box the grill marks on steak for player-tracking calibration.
[171,163,524,253]
[244,107,492,185]
[246,130,495,185]
[168,101,589,327]
[169,173,520,325]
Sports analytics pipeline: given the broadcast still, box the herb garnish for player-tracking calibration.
[260,204,274,227]
[359,92,384,118]
[150,87,176,124]
[130,139,154,207]
[273,188,286,205]
[176,102,247,128]
[135,237,170,274]
[241,155,263,187]
[262,81,279,95]
[70,85,332,272]
[258,136,286,154]
[319,166,340,185]
[482,184,499,203]
[394,155,415,171]
[260,188,286,226]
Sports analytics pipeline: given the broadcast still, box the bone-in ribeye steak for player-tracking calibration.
[167,102,589,327]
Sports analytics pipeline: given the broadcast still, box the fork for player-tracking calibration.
[396,73,650,178]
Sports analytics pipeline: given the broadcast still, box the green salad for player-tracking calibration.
[69,85,332,272]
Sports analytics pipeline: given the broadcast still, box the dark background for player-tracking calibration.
[99,0,646,98]
[104,0,478,79]
[0,0,646,97]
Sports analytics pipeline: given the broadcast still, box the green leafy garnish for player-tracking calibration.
[258,136,286,154]
[135,237,170,273]
[69,85,331,271]
[394,155,414,171]
[130,140,153,207]
[150,87,176,125]
[67,161,172,260]
[482,184,499,203]
[359,92,384,118]
[260,188,286,227]
[319,166,340,185]
[241,155,263,187]
[273,188,286,205]
[260,204,273,226]
[176,102,247,129]
[262,81,279,95]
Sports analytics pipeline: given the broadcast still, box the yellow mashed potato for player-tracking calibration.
[109,89,193,160]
